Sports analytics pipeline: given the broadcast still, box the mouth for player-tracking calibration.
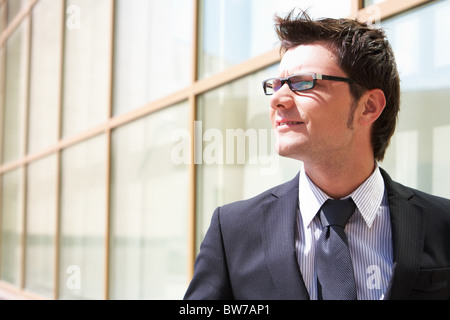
[276,120,304,128]
[278,121,303,126]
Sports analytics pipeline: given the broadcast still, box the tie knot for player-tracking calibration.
[320,198,356,228]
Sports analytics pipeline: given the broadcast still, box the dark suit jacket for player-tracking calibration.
[184,168,450,300]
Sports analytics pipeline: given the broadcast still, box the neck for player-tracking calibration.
[303,155,376,199]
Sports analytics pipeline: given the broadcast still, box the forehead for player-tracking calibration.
[278,43,343,77]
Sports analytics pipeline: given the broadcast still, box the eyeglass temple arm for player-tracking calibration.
[319,74,355,83]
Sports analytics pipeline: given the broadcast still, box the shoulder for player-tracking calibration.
[216,173,300,223]
[409,187,450,211]
[380,167,450,214]
[221,173,299,211]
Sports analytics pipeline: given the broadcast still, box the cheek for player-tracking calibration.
[269,109,276,128]
[314,114,346,136]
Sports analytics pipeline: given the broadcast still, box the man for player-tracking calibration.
[184,10,450,300]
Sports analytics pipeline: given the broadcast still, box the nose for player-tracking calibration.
[270,83,295,111]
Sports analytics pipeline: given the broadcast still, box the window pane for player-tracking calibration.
[196,66,299,247]
[7,0,25,23]
[364,0,386,6]
[2,20,28,163]
[113,0,193,116]
[0,4,5,32]
[25,155,57,298]
[59,135,106,299]
[109,101,189,299]
[0,169,23,285]
[62,0,112,137]
[198,0,352,79]
[381,0,450,198]
[28,0,63,153]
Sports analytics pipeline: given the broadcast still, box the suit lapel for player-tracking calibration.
[380,168,426,300]
[260,174,310,300]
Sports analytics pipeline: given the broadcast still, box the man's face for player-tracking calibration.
[269,43,358,164]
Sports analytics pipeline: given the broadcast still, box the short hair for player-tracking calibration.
[274,10,400,161]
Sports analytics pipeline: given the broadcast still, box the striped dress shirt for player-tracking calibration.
[295,165,394,300]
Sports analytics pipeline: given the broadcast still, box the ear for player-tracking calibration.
[358,89,386,125]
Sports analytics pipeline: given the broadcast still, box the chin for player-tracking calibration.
[276,141,304,161]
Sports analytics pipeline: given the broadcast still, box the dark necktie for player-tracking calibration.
[315,198,357,300]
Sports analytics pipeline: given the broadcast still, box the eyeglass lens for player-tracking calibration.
[264,74,315,94]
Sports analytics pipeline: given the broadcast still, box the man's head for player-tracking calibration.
[268,10,400,162]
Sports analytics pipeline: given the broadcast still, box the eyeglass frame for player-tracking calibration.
[261,73,356,95]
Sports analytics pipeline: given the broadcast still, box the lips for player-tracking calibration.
[278,121,303,126]
[276,119,304,128]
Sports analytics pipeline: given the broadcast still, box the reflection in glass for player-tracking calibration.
[196,66,299,248]
[381,0,450,198]
[2,21,27,163]
[363,0,387,7]
[59,135,106,299]
[25,155,57,298]
[28,0,63,153]
[198,0,352,79]
[113,0,192,116]
[0,169,23,285]
[62,0,112,137]
[109,101,189,299]
[7,0,25,23]
[0,6,4,33]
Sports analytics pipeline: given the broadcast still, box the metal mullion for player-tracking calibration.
[357,0,433,22]
[0,0,7,285]
[187,0,199,282]
[20,0,32,292]
[104,0,115,301]
[0,0,6,163]
[350,0,363,18]
[54,0,66,300]
[104,127,112,301]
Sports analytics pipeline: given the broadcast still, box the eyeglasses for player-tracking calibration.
[262,73,355,95]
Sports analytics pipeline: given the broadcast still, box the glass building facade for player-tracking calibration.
[0,0,448,299]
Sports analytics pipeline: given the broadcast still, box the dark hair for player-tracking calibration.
[274,10,400,161]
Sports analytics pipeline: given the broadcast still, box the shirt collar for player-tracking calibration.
[299,164,385,229]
